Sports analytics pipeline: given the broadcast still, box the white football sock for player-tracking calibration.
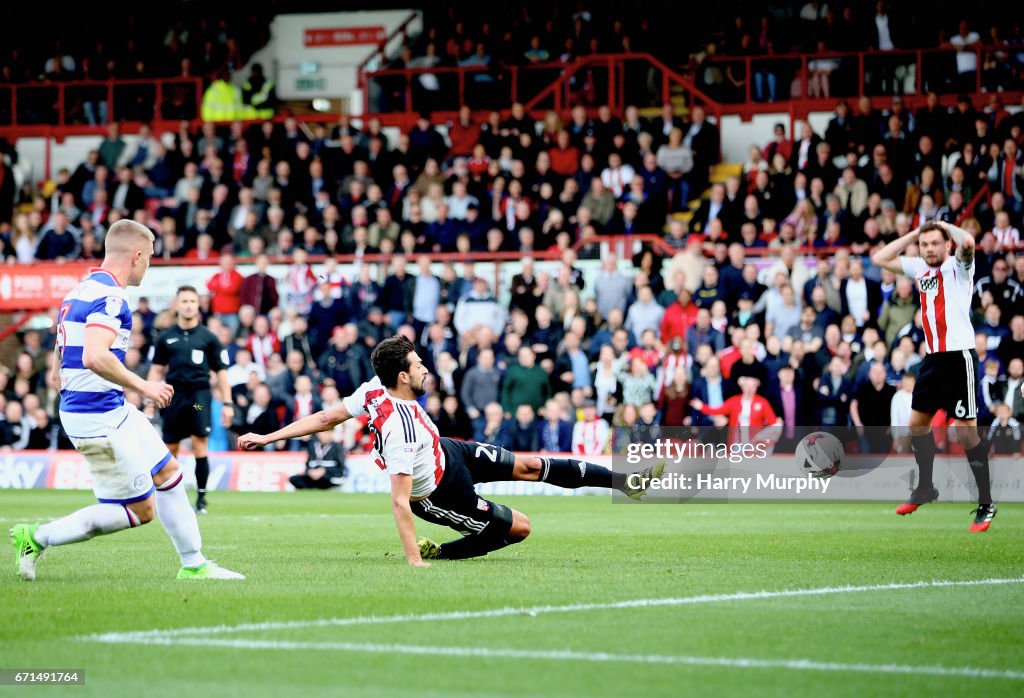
[155,472,206,568]
[35,503,137,546]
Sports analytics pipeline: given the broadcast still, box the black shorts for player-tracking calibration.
[161,388,212,443]
[409,438,517,537]
[912,349,978,420]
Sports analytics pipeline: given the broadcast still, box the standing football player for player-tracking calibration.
[872,220,996,531]
[9,221,244,580]
[147,285,234,514]
[239,335,663,565]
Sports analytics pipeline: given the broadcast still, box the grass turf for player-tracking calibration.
[1,490,1021,698]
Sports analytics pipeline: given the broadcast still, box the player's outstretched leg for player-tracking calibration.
[153,461,244,580]
[514,455,665,500]
[897,427,939,515]
[11,501,151,581]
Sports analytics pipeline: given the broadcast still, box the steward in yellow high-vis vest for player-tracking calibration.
[201,71,242,122]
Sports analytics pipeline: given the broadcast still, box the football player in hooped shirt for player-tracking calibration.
[9,220,244,580]
[239,336,664,566]
[872,220,997,531]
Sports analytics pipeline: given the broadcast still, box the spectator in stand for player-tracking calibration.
[318,326,369,397]
[0,401,32,451]
[454,276,507,338]
[460,347,502,431]
[593,255,633,321]
[572,400,609,455]
[508,404,540,452]
[655,127,694,213]
[34,212,79,260]
[988,138,1023,216]
[538,399,574,453]
[660,286,698,344]
[501,346,550,416]
[97,123,126,170]
[690,374,780,442]
[625,285,665,339]
[239,253,279,316]
[238,384,288,450]
[380,255,415,330]
[474,402,512,449]
[307,280,350,355]
[247,314,281,372]
[850,362,897,454]
[947,20,982,94]
[549,130,580,178]
[206,253,245,331]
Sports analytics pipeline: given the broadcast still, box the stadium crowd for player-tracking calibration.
[378,2,1024,112]
[1,82,1023,457]
[1,0,1024,457]
[5,2,1024,125]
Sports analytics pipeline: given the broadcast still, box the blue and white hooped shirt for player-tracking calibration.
[57,269,133,438]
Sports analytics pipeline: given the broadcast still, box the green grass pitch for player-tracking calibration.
[2,490,1022,697]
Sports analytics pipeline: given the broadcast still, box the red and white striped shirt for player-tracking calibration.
[572,418,609,455]
[992,225,1021,250]
[342,377,445,497]
[900,254,975,354]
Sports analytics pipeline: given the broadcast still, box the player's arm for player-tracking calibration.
[390,473,429,567]
[146,362,166,382]
[216,369,235,427]
[870,227,920,274]
[237,401,353,449]
[688,397,730,416]
[48,345,61,390]
[83,327,174,407]
[938,220,975,266]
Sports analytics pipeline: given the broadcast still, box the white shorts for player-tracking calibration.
[69,404,173,504]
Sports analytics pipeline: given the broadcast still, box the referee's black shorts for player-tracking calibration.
[409,438,517,537]
[912,349,978,420]
[161,388,213,443]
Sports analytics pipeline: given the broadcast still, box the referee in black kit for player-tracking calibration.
[147,285,234,514]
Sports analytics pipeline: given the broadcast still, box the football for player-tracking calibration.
[795,432,844,479]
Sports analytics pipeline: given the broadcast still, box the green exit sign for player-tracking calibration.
[296,77,326,91]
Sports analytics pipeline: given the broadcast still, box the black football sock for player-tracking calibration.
[964,441,993,505]
[910,433,936,490]
[194,456,210,494]
[539,457,628,490]
[438,532,519,560]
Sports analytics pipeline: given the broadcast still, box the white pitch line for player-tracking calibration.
[84,576,1024,644]
[78,636,1024,681]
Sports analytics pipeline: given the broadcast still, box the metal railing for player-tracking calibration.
[362,46,1021,122]
[703,45,1019,114]
[361,52,722,120]
[355,12,422,90]
[0,76,204,132]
